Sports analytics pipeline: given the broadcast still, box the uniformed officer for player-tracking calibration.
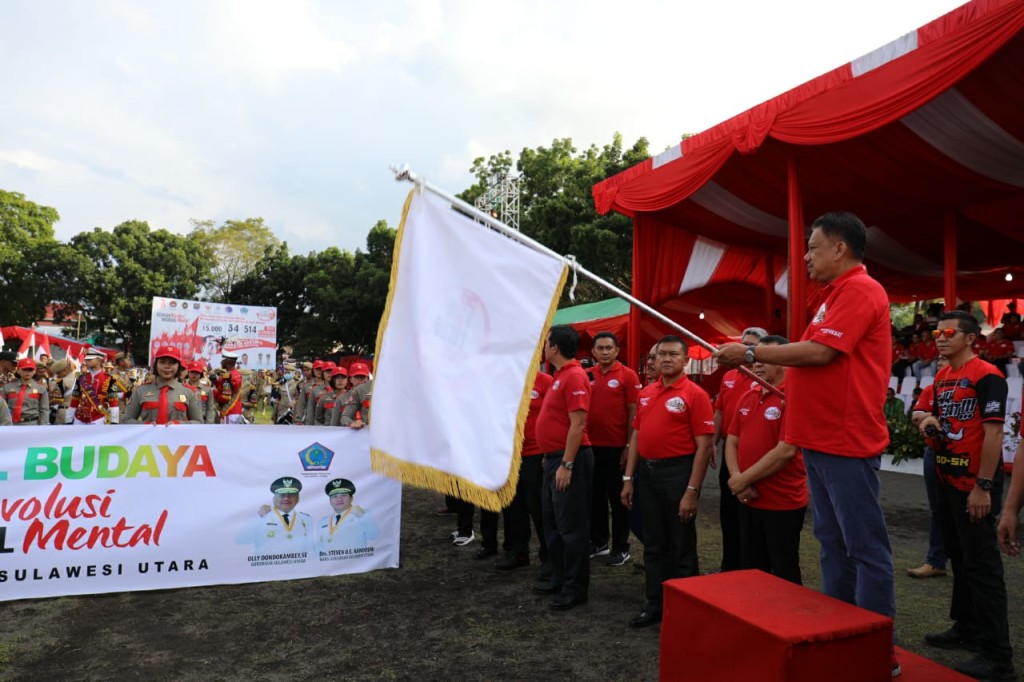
[47,359,75,425]
[315,478,379,555]
[273,365,299,424]
[339,363,372,428]
[112,352,136,404]
[303,361,331,425]
[240,369,258,424]
[68,348,119,424]
[213,349,245,424]
[3,358,49,425]
[239,477,315,557]
[184,361,219,423]
[0,351,17,386]
[121,346,204,424]
[317,366,349,425]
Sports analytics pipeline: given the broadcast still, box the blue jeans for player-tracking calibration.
[803,450,896,620]
[922,447,947,570]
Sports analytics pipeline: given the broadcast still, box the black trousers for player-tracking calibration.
[503,456,547,563]
[637,456,698,611]
[718,448,741,571]
[590,445,631,553]
[541,448,593,600]
[935,471,1013,665]
[737,504,806,585]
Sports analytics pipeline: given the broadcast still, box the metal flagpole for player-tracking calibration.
[392,165,780,397]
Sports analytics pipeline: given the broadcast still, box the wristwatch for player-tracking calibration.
[561,460,575,471]
[976,477,994,491]
[744,346,756,364]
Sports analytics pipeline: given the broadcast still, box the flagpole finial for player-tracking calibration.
[391,163,414,182]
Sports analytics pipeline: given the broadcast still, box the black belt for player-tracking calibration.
[643,455,693,469]
[542,451,565,461]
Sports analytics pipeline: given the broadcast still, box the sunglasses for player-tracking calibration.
[931,328,964,339]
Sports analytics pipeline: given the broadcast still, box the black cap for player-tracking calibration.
[0,351,16,363]
[270,477,302,494]
[325,478,355,497]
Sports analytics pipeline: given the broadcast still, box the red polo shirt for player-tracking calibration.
[783,264,890,458]
[633,373,714,459]
[714,368,759,437]
[522,372,554,457]
[729,384,807,511]
[588,361,641,447]
[535,360,591,453]
[918,339,938,363]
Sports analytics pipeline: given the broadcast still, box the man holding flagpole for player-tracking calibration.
[534,325,594,611]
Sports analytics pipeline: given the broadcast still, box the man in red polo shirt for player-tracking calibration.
[587,331,641,567]
[725,334,806,585]
[495,369,555,572]
[534,325,593,611]
[621,335,715,628]
[713,325,766,572]
[715,213,897,665]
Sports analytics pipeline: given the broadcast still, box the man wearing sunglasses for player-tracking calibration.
[916,311,1014,681]
[714,212,898,675]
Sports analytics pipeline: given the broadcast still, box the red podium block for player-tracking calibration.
[660,570,892,682]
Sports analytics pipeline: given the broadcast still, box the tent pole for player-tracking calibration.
[764,252,775,334]
[392,165,780,395]
[786,157,807,340]
[944,211,957,309]
[630,220,643,371]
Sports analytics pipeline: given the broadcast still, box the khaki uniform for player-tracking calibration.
[121,379,205,424]
[305,382,329,425]
[273,378,300,424]
[3,379,49,425]
[329,389,353,426]
[340,381,372,427]
[186,382,220,424]
[0,399,12,426]
[314,389,346,425]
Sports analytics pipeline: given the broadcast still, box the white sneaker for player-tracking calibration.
[452,530,475,546]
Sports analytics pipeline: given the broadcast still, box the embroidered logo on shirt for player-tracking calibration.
[812,303,827,325]
[607,379,620,388]
[820,328,843,338]
[664,397,686,413]
[552,380,560,390]
[571,390,587,396]
[639,397,650,407]
[764,406,782,421]
[530,390,539,399]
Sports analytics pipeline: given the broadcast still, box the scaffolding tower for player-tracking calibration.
[474,173,521,231]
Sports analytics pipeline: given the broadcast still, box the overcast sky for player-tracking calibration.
[0,0,967,256]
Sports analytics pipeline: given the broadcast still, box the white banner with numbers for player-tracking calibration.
[148,296,278,370]
[0,426,400,601]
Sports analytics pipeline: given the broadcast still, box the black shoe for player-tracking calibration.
[537,561,553,580]
[549,593,588,610]
[925,626,980,651]
[589,542,610,558]
[629,610,662,628]
[496,554,529,570]
[474,547,497,560]
[953,655,1017,681]
[533,579,560,594]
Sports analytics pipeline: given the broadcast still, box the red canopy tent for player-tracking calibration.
[1,326,118,361]
[593,0,1024,361]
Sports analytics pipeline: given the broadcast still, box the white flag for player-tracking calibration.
[370,190,567,511]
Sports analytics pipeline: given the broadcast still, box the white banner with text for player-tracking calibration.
[0,426,401,601]
[149,297,278,370]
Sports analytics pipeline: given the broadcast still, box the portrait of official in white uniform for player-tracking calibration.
[316,478,379,555]
[237,476,314,558]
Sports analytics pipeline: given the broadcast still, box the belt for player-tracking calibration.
[642,454,693,469]
[542,451,565,461]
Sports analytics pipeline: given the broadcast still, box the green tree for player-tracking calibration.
[459,133,649,304]
[190,218,280,302]
[229,243,312,350]
[65,220,214,352]
[0,189,67,325]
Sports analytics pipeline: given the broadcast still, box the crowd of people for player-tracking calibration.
[3,211,1021,680]
[0,346,373,428]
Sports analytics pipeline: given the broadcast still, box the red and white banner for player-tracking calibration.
[0,427,401,601]
[149,297,278,370]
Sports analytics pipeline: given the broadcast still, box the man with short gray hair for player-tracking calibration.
[713,325,767,572]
